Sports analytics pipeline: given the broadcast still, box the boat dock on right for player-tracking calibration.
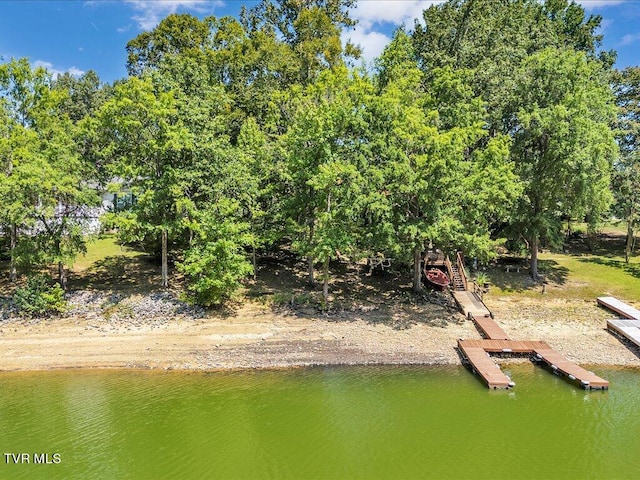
[598,296,640,349]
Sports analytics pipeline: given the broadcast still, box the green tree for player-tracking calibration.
[90,76,191,288]
[282,67,369,300]
[512,48,617,278]
[374,32,520,291]
[612,66,640,263]
[245,0,360,85]
[0,59,98,288]
[412,0,617,279]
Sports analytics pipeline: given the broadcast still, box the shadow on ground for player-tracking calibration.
[577,256,640,280]
[486,258,569,293]
[69,254,165,293]
[246,250,461,330]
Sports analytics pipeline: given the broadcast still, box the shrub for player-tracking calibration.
[178,239,253,306]
[13,274,66,316]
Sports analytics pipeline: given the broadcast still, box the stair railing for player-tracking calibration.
[444,255,454,283]
[456,251,468,291]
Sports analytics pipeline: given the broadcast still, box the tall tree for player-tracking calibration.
[89,76,191,288]
[282,67,369,299]
[512,48,617,278]
[412,0,617,279]
[244,0,361,85]
[612,66,640,263]
[0,59,98,287]
[374,31,520,291]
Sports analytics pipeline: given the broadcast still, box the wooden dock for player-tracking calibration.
[453,291,491,319]
[471,315,510,340]
[607,319,640,349]
[597,296,640,320]
[532,347,609,390]
[457,307,609,389]
[458,337,609,390]
[457,341,514,389]
[448,260,610,390]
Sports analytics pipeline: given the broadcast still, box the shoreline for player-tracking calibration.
[1,292,639,373]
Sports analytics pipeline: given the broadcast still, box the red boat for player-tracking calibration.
[424,268,450,290]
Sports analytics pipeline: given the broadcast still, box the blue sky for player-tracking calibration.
[0,0,638,83]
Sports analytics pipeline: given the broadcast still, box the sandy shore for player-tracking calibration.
[1,290,639,372]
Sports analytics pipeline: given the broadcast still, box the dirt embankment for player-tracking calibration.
[1,290,639,372]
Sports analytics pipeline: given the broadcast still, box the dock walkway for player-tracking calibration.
[597,296,640,351]
[607,319,640,349]
[452,291,491,319]
[471,315,510,340]
[597,296,640,320]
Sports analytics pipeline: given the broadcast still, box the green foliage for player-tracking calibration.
[511,47,617,276]
[0,58,99,287]
[179,239,253,307]
[612,66,640,262]
[13,274,66,316]
[412,1,617,279]
[474,272,489,286]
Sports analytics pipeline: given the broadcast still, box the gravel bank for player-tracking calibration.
[0,290,639,372]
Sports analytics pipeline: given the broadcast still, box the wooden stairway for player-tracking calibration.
[450,263,466,291]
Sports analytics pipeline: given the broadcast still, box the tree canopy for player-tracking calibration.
[0,0,629,304]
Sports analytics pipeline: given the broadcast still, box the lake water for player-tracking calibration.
[1,365,639,480]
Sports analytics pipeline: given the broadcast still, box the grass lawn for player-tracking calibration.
[73,235,144,271]
[69,235,163,293]
[487,232,640,302]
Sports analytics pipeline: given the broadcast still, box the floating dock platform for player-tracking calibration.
[597,296,640,320]
[457,340,514,389]
[456,299,609,389]
[457,337,609,390]
[597,296,640,351]
[607,319,640,349]
[531,346,609,390]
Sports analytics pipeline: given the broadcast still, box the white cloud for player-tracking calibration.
[33,60,85,79]
[351,0,444,29]
[125,0,223,30]
[342,27,391,65]
[575,1,626,10]
[619,32,640,46]
[345,1,444,66]
[117,24,133,34]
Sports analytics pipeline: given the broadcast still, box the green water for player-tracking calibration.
[1,365,639,480]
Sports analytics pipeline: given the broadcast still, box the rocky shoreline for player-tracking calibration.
[0,290,639,372]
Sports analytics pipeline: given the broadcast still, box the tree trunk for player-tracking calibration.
[413,246,422,293]
[252,245,257,280]
[161,228,168,288]
[322,257,330,303]
[625,213,635,264]
[529,235,539,281]
[307,256,315,285]
[9,223,17,283]
[58,261,67,291]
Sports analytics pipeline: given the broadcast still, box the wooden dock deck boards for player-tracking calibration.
[471,315,510,340]
[453,291,491,318]
[451,280,610,390]
[597,296,640,320]
[459,339,549,353]
[607,319,640,349]
[458,336,608,390]
[457,342,513,389]
[532,347,609,390]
